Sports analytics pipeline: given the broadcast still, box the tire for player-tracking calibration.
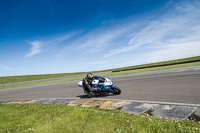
[113,86,121,95]
[88,92,95,98]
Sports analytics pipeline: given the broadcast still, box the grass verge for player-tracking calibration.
[1,56,200,85]
[0,61,200,90]
[101,61,200,77]
[0,72,88,84]
[109,56,200,72]
[0,77,84,90]
[0,104,200,133]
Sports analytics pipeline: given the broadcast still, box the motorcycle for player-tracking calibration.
[78,76,121,98]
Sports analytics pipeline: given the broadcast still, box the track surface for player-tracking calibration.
[1,67,200,104]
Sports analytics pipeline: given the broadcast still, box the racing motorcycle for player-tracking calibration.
[78,76,121,98]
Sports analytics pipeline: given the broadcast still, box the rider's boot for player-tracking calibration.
[88,91,95,98]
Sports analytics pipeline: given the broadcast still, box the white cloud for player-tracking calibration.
[124,41,200,67]
[145,41,200,61]
[105,44,140,57]
[105,0,200,57]
[78,27,128,53]
[75,17,147,55]
[24,33,77,57]
[25,41,43,57]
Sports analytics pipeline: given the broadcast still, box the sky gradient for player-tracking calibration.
[0,0,200,76]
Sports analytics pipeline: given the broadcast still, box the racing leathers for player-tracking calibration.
[82,76,105,93]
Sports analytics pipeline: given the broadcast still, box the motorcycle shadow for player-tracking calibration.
[77,93,116,98]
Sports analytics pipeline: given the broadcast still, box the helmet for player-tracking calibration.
[87,73,93,79]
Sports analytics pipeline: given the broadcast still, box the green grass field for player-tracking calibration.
[1,104,200,133]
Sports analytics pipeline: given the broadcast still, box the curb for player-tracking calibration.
[1,98,200,122]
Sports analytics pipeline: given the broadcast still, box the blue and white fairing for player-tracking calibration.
[78,77,114,91]
[93,77,114,92]
[78,80,83,87]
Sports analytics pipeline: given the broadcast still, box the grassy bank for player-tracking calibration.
[102,61,200,77]
[0,56,200,85]
[0,77,83,90]
[0,104,200,133]
[109,56,200,72]
[0,61,200,90]
[0,72,88,84]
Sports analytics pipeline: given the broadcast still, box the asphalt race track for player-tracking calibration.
[1,67,200,104]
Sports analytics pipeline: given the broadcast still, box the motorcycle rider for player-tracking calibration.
[82,73,105,94]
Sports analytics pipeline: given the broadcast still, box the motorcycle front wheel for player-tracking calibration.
[113,86,121,95]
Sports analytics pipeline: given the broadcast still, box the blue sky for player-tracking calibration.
[0,0,200,76]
